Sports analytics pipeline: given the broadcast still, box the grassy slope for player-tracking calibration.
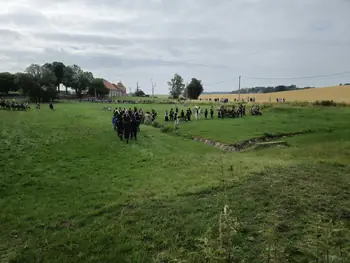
[0,103,350,262]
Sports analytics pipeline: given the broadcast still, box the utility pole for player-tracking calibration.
[238,76,241,101]
[151,78,156,98]
[185,82,189,99]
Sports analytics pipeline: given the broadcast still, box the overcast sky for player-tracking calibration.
[1,0,350,94]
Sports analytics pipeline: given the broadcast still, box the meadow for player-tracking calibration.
[1,101,350,263]
[199,85,350,103]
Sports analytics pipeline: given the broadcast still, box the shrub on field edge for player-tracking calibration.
[160,125,174,133]
[151,121,163,129]
[313,100,336,107]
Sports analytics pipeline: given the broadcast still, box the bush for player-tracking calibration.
[160,125,174,133]
[313,100,336,107]
[151,121,163,128]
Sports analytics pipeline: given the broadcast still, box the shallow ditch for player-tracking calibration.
[147,122,313,152]
[192,130,313,152]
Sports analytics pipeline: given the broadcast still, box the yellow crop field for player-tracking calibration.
[199,85,350,103]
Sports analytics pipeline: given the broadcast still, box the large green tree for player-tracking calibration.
[62,65,93,97]
[185,78,204,99]
[88,78,109,97]
[62,66,75,94]
[0,72,18,95]
[43,62,66,92]
[75,71,93,97]
[168,73,185,99]
[24,64,57,101]
[15,73,39,96]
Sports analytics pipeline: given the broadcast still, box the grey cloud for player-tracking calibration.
[0,9,49,27]
[0,29,22,39]
[33,30,234,58]
[0,46,225,73]
[0,29,24,45]
[1,0,350,93]
[34,32,133,46]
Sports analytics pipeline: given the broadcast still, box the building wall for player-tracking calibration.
[109,90,124,97]
[109,90,116,97]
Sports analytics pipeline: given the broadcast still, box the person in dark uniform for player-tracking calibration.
[204,108,208,119]
[165,110,169,122]
[112,114,117,131]
[123,114,131,144]
[210,107,214,119]
[135,111,141,132]
[49,103,54,110]
[181,109,185,120]
[130,113,137,140]
[170,109,174,121]
[186,109,191,121]
[117,112,124,141]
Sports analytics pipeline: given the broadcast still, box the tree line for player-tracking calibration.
[131,73,204,100]
[0,62,110,102]
[231,85,315,94]
[168,73,204,100]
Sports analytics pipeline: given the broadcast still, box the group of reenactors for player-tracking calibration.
[163,104,262,122]
[218,104,262,118]
[0,99,30,111]
[164,106,216,122]
[109,103,261,143]
[0,99,56,111]
[218,104,246,118]
[112,107,152,143]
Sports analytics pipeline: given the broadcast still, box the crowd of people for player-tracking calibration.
[164,106,215,123]
[0,99,30,110]
[82,97,176,105]
[111,107,159,143]
[0,99,57,111]
[163,104,261,122]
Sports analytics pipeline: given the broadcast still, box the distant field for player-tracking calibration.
[199,85,350,103]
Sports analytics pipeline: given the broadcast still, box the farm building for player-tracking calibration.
[103,80,127,97]
[112,82,127,96]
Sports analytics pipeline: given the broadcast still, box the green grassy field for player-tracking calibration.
[1,102,350,263]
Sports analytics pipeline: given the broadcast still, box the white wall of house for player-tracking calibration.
[109,90,124,97]
[109,90,118,97]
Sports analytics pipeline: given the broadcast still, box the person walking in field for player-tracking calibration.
[180,109,185,120]
[123,114,131,144]
[174,114,180,129]
[112,114,117,131]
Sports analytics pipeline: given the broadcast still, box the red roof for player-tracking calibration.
[112,83,121,91]
[103,80,117,90]
[113,82,127,95]
[103,79,127,95]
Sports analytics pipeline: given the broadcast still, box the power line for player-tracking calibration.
[204,76,239,86]
[151,78,156,98]
[202,70,350,87]
[242,71,350,80]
